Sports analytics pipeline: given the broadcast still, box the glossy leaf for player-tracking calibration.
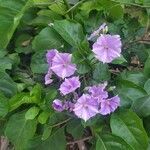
[53,19,85,47]
[67,119,84,139]
[132,95,150,117]
[0,0,32,48]
[144,79,150,94]
[93,62,110,82]
[37,127,66,150]
[32,27,65,51]
[96,134,132,150]
[41,125,52,141]
[25,106,40,120]
[38,111,50,124]
[5,112,37,150]
[110,110,148,150]
[30,51,48,74]
[0,71,17,97]
[0,92,9,117]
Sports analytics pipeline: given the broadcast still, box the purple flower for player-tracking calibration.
[63,101,74,112]
[52,99,64,112]
[88,83,108,102]
[73,94,99,122]
[99,95,120,115]
[51,53,76,79]
[88,23,108,40]
[59,76,80,95]
[46,49,58,65]
[45,68,53,85]
[45,49,58,85]
[92,34,122,63]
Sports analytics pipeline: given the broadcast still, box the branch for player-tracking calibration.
[52,118,71,128]
[65,0,86,14]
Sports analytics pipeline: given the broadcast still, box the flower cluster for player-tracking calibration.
[45,23,121,122]
[73,83,120,121]
[52,82,120,122]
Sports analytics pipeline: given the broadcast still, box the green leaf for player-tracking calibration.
[0,0,32,48]
[9,93,31,112]
[119,71,147,87]
[72,44,92,74]
[96,134,132,150]
[0,57,12,71]
[31,52,48,74]
[108,4,124,20]
[37,9,62,21]
[0,49,7,58]
[144,79,150,94]
[9,90,41,112]
[42,125,52,141]
[32,0,54,5]
[77,62,91,74]
[30,84,43,104]
[37,127,66,150]
[49,1,67,15]
[48,112,68,126]
[79,0,103,16]
[32,27,65,51]
[144,56,150,78]
[25,106,40,120]
[45,88,58,102]
[53,19,85,47]
[0,92,9,117]
[116,72,147,104]
[67,119,84,139]
[143,117,150,137]
[0,71,17,97]
[93,62,110,82]
[132,95,150,117]
[38,111,50,124]
[111,55,127,65]
[110,109,148,150]
[5,112,37,150]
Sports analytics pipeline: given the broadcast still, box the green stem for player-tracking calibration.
[51,118,71,128]
[63,0,71,18]
[65,0,86,14]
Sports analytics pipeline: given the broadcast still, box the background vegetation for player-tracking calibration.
[0,0,150,149]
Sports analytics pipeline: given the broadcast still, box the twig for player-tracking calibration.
[0,136,9,150]
[67,136,93,145]
[65,0,86,14]
[52,118,71,128]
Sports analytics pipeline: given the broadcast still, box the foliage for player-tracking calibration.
[0,0,150,149]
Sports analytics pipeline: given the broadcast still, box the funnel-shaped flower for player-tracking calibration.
[92,34,122,63]
[51,53,76,79]
[99,95,120,115]
[59,76,80,95]
[73,94,99,122]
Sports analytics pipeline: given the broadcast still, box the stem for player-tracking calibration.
[65,0,86,14]
[52,118,71,128]
[63,0,71,17]
[67,136,93,145]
